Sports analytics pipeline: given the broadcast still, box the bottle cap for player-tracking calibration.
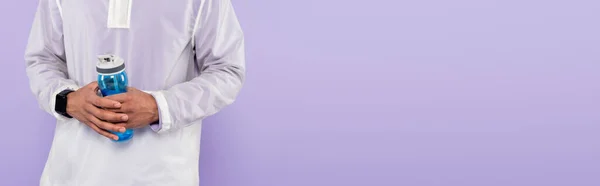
[96,54,125,74]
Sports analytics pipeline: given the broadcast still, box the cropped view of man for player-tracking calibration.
[24,0,245,185]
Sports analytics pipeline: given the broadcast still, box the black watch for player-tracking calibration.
[55,89,75,118]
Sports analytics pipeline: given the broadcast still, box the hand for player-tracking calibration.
[105,87,159,129]
[66,82,129,140]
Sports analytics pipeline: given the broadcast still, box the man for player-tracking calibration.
[24,0,245,185]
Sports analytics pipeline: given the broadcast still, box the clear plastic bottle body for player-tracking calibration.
[97,70,134,142]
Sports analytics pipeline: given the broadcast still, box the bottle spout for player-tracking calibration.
[96,54,126,74]
[97,54,119,63]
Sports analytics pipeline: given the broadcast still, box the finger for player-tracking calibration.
[85,112,126,133]
[118,103,132,113]
[104,108,127,114]
[105,102,133,113]
[90,97,122,109]
[104,108,122,113]
[86,105,128,122]
[114,123,127,128]
[104,93,131,103]
[83,120,119,141]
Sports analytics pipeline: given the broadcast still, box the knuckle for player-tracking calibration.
[91,105,101,112]
[98,111,108,120]
[97,121,109,129]
[83,105,93,113]
[93,122,104,129]
[93,99,101,106]
[89,118,102,127]
[85,115,95,122]
[85,109,96,118]
[94,110,104,119]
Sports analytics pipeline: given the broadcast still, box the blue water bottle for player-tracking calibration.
[96,54,134,142]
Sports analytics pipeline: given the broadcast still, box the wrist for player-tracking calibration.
[149,94,160,123]
[65,93,73,116]
[151,107,159,124]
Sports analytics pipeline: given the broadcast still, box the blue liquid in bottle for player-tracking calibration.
[97,55,134,142]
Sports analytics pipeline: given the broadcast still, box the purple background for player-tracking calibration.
[1,0,599,185]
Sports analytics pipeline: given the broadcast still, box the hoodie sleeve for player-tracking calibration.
[149,0,245,133]
[25,0,80,121]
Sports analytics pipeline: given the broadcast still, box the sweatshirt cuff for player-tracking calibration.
[146,90,173,133]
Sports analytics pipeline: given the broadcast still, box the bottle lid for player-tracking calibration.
[96,54,125,74]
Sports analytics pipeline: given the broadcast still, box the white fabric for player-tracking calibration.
[24,0,245,185]
[106,0,133,28]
